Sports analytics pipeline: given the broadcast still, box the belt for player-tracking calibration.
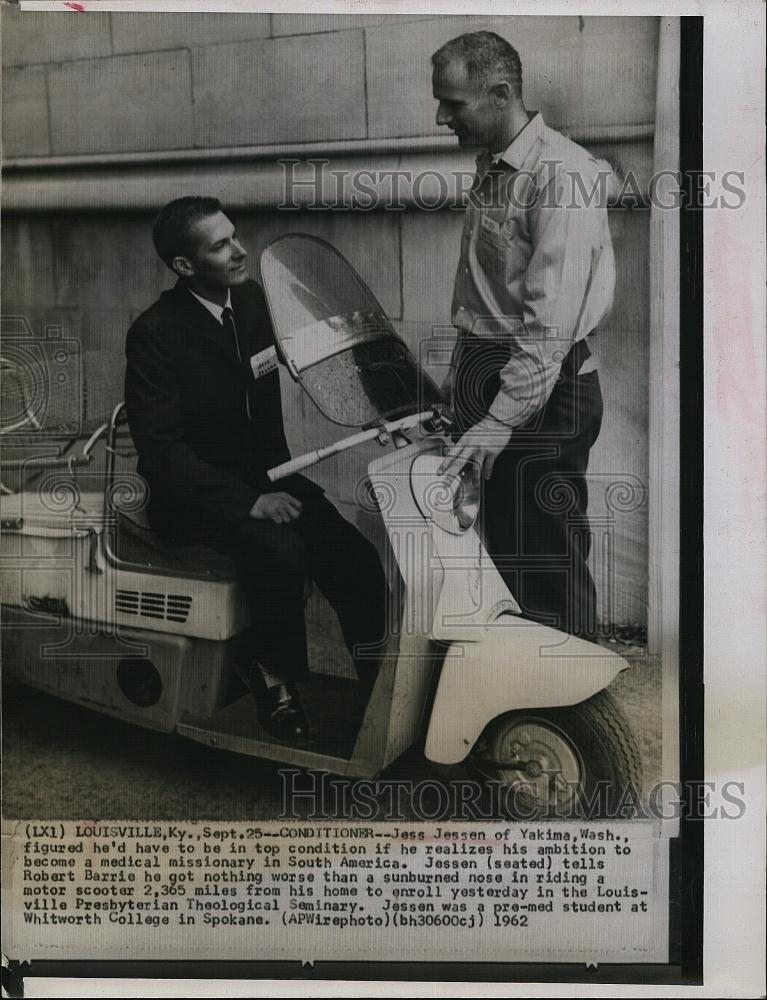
[562,337,596,377]
[456,330,598,376]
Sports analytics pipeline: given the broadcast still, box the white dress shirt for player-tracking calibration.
[451,112,616,427]
[189,288,232,325]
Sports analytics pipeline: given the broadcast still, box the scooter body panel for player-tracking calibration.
[368,446,630,768]
[367,441,517,643]
[350,626,440,774]
[423,620,629,764]
[1,490,250,641]
[1,605,207,733]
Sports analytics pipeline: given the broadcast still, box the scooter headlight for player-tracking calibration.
[410,453,481,535]
[451,461,481,532]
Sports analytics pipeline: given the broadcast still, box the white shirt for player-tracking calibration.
[451,112,616,427]
[189,288,232,325]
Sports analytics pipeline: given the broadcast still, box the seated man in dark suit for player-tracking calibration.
[125,196,388,741]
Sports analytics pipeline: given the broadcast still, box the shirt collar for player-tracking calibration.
[489,111,546,171]
[189,288,232,325]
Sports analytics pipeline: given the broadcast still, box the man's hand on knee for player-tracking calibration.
[249,492,303,525]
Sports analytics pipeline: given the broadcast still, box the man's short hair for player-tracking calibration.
[432,31,523,97]
[152,196,223,268]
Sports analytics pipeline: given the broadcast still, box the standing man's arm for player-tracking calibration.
[487,164,612,426]
[440,163,613,478]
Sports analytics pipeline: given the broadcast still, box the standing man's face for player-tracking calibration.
[432,59,499,151]
[177,211,249,291]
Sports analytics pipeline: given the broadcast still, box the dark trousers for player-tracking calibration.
[212,492,389,682]
[453,335,603,640]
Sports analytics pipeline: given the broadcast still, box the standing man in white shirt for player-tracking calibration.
[432,31,616,640]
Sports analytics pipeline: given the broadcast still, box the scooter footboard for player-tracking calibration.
[424,619,628,765]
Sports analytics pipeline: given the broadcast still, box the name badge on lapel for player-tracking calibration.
[479,214,502,247]
[250,346,278,379]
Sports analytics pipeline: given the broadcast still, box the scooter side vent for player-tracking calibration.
[115,589,192,624]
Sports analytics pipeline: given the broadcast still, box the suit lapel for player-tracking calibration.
[169,281,240,362]
[232,281,273,354]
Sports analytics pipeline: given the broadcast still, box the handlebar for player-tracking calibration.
[267,410,442,483]
[2,396,445,505]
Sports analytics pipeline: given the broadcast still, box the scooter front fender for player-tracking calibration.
[424,619,629,765]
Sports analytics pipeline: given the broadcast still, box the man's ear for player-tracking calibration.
[490,81,513,107]
[171,255,195,278]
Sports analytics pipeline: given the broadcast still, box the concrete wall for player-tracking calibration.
[2,11,658,626]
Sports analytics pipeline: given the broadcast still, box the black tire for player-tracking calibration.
[470,689,643,819]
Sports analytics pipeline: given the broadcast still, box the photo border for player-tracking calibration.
[3,3,764,996]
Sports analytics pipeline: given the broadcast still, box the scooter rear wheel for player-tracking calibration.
[470,690,643,819]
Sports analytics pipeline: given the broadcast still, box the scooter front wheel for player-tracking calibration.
[469,690,643,819]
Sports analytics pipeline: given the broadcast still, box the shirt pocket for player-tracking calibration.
[472,207,509,277]
[474,205,530,288]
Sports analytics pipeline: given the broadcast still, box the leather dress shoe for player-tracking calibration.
[258,683,309,741]
[240,665,308,740]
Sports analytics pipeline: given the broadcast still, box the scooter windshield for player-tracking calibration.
[260,234,443,427]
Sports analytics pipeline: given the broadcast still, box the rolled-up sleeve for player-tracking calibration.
[488,167,611,427]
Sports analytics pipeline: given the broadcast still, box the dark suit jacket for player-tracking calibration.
[125,278,322,544]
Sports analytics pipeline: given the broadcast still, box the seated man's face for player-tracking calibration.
[184,211,249,291]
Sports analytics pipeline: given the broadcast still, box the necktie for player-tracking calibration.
[222,306,252,422]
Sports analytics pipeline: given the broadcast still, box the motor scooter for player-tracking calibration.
[1,234,641,816]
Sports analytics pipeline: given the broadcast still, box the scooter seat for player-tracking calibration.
[115,511,238,580]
